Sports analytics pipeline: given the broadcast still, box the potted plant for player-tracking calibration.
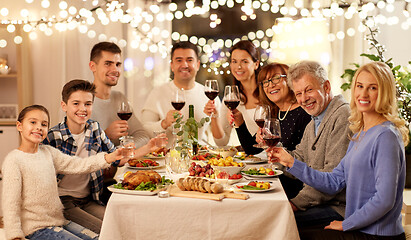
[341,23,411,186]
[167,108,209,173]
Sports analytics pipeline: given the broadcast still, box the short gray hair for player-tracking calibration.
[287,60,328,90]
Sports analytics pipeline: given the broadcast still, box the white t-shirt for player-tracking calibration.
[91,90,150,148]
[58,131,91,198]
[141,81,226,147]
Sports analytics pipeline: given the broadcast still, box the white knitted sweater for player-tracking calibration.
[1,145,110,240]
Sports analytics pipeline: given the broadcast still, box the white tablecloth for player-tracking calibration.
[100,177,299,240]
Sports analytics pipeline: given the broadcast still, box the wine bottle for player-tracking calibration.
[188,105,198,155]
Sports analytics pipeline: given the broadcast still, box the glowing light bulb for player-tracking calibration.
[14,36,23,44]
[7,25,15,33]
[23,24,32,32]
[59,1,68,10]
[0,8,9,16]
[98,34,107,42]
[68,6,77,15]
[29,32,38,40]
[20,9,29,17]
[0,40,7,48]
[87,30,96,38]
[44,28,53,36]
[41,0,50,9]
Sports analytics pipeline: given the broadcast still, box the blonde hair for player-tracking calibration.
[349,62,409,145]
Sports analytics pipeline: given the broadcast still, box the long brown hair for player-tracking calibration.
[230,40,261,104]
[257,63,295,118]
[17,105,50,128]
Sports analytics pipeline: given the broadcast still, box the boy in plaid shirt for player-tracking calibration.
[44,80,166,234]
[43,79,116,234]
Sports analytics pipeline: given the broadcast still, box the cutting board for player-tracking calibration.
[167,185,249,201]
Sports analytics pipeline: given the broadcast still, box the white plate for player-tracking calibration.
[241,170,283,178]
[125,161,164,170]
[207,177,243,185]
[107,185,162,196]
[234,181,276,193]
[235,156,268,164]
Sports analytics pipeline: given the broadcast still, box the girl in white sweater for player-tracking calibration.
[1,105,126,240]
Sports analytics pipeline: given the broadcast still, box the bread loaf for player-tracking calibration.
[177,177,223,194]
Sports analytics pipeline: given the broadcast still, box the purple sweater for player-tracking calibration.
[288,121,405,236]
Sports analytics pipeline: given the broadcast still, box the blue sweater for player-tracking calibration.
[288,121,405,236]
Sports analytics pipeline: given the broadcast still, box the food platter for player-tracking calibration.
[125,162,164,170]
[107,185,163,196]
[241,170,283,178]
[235,182,276,193]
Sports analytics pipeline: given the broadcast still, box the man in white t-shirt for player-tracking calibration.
[141,41,227,147]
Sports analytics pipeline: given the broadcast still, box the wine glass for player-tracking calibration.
[262,118,281,169]
[153,130,167,148]
[214,168,230,190]
[119,136,135,159]
[223,85,240,127]
[204,80,219,100]
[205,79,219,118]
[171,88,186,111]
[253,105,271,148]
[262,118,281,149]
[117,101,133,121]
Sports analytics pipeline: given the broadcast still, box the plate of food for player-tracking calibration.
[207,173,243,185]
[109,171,173,195]
[235,181,275,193]
[208,146,238,158]
[234,154,267,164]
[241,167,283,178]
[191,152,221,162]
[126,159,163,170]
[144,147,168,159]
[197,144,210,153]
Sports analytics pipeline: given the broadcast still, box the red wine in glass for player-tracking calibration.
[263,136,282,147]
[255,119,265,128]
[224,100,240,110]
[205,91,219,100]
[172,101,185,111]
[117,112,133,121]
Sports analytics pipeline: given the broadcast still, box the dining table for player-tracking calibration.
[99,152,300,240]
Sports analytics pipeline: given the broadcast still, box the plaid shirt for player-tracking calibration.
[43,118,116,205]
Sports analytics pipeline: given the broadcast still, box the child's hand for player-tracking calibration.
[105,147,128,166]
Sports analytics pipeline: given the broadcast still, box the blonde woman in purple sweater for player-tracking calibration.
[268,62,408,240]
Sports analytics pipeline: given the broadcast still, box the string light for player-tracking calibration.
[0,0,409,74]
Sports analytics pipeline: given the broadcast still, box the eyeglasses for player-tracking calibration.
[261,74,287,88]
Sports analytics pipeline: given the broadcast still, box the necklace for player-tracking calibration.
[278,103,293,121]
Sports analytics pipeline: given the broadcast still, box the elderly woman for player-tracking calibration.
[241,63,311,198]
[268,62,408,240]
